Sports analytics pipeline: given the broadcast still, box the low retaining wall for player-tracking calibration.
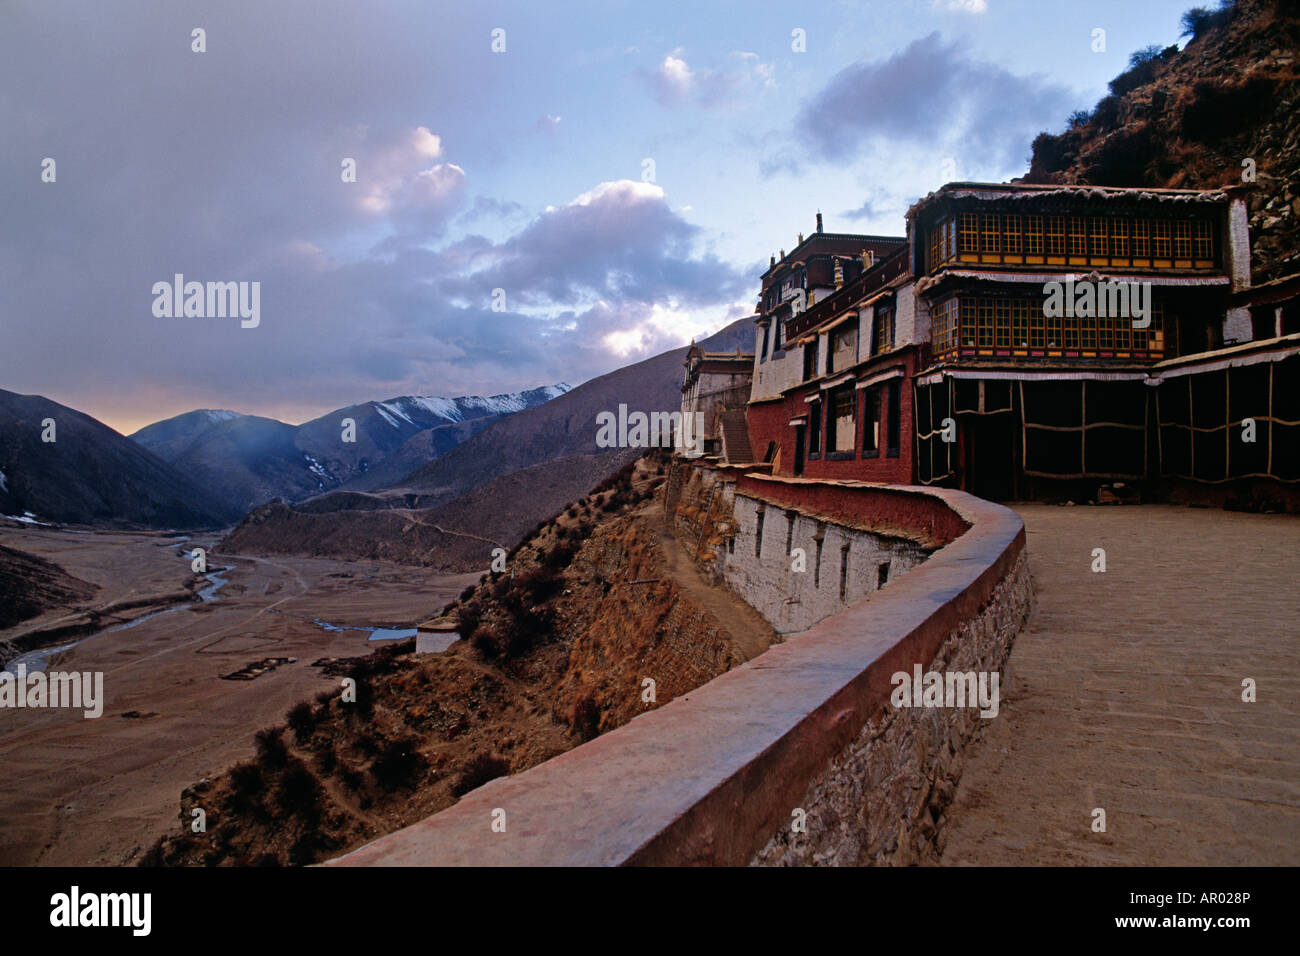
[328,478,1029,867]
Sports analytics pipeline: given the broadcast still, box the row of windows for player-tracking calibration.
[926,212,1215,272]
[805,381,901,460]
[801,307,897,382]
[931,295,1166,353]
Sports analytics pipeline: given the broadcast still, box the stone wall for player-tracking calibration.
[753,549,1031,865]
[722,493,931,635]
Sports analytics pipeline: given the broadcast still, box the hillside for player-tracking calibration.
[145,458,775,866]
[0,389,230,529]
[131,385,569,517]
[1023,0,1300,281]
[0,543,98,630]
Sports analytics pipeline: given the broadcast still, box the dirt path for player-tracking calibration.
[645,502,777,662]
[937,503,1300,866]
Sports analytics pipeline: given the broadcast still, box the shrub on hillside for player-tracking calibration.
[451,752,510,797]
[286,702,316,744]
[254,726,289,769]
[571,692,601,742]
[370,735,425,791]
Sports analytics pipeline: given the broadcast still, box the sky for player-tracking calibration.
[0,0,1196,434]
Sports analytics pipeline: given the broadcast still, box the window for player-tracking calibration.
[1111,218,1129,257]
[1133,219,1150,258]
[1012,298,1030,347]
[960,297,978,347]
[995,298,1012,347]
[839,545,850,601]
[755,506,764,557]
[981,213,1000,253]
[978,298,995,348]
[1153,219,1172,258]
[944,218,957,260]
[1046,216,1066,256]
[803,340,818,381]
[829,319,857,372]
[933,298,958,353]
[1173,219,1192,259]
[827,384,856,454]
[1030,298,1046,347]
[1194,219,1213,259]
[809,399,822,455]
[959,213,979,254]
[1025,215,1044,255]
[1003,214,1022,254]
[759,324,769,362]
[1046,305,1062,348]
[1069,217,1087,257]
[813,531,823,588]
[1113,306,1131,350]
[886,379,901,458]
[927,226,940,272]
[1090,217,1108,257]
[1097,308,1113,349]
[1063,309,1080,349]
[873,305,895,355]
[862,385,880,457]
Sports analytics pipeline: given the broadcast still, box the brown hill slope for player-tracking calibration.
[145,459,774,866]
[0,543,98,630]
[1024,0,1300,281]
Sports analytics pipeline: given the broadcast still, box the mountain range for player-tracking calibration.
[220,317,754,571]
[129,385,570,519]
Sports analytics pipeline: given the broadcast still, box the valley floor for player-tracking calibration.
[937,504,1300,866]
[0,525,474,865]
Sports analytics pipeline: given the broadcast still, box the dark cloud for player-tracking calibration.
[770,32,1075,176]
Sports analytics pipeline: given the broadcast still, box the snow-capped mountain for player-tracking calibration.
[130,385,571,517]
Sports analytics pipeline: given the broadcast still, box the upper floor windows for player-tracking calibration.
[873,305,895,355]
[932,293,1166,358]
[828,319,857,373]
[926,209,1217,274]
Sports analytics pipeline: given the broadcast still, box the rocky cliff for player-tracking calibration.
[1024,0,1300,282]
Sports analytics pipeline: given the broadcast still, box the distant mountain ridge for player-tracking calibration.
[131,384,571,517]
[0,389,229,529]
[220,317,753,570]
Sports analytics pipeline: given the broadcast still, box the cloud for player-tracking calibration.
[774,32,1074,176]
[942,0,989,12]
[640,50,777,110]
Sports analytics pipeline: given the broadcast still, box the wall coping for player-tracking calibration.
[327,484,1024,867]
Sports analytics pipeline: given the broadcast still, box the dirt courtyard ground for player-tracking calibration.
[0,524,476,865]
[938,504,1300,866]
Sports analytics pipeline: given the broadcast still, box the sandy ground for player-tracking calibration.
[0,524,477,866]
[938,504,1300,866]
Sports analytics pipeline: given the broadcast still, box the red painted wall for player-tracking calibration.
[745,350,920,484]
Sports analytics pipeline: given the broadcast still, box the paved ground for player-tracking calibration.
[938,503,1300,866]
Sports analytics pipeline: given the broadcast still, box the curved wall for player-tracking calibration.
[328,478,1029,867]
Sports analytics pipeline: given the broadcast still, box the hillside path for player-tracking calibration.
[938,504,1300,865]
[643,501,777,662]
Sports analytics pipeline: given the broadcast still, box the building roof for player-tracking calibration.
[908,181,1235,220]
